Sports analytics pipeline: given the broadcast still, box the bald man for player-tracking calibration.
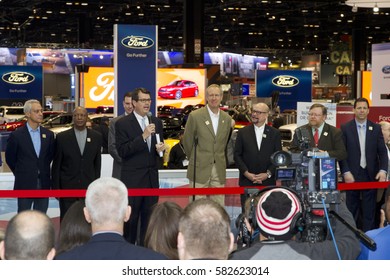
[0,210,55,260]
[234,102,282,212]
[52,106,102,221]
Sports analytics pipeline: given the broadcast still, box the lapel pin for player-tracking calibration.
[262,134,267,138]
[87,138,91,142]
[42,134,46,139]
[205,121,210,125]
[324,132,328,136]
[369,126,373,131]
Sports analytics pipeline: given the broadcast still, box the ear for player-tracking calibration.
[83,207,92,224]
[177,232,186,260]
[47,248,56,260]
[124,205,131,222]
[0,240,5,260]
[228,232,235,253]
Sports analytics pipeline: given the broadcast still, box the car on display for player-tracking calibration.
[47,113,113,135]
[26,52,47,65]
[0,111,64,132]
[95,105,113,114]
[0,106,25,124]
[157,105,178,118]
[160,115,183,139]
[158,80,199,100]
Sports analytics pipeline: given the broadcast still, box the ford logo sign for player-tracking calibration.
[121,36,154,49]
[382,65,390,74]
[272,75,299,88]
[2,72,35,84]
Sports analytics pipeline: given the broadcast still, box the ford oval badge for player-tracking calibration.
[272,75,299,88]
[382,65,390,74]
[121,36,155,49]
[2,72,35,84]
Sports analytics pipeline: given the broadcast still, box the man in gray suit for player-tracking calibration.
[183,84,234,206]
[108,91,133,179]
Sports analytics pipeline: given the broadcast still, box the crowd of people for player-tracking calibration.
[1,88,389,260]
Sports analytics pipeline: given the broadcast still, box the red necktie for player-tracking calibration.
[314,128,319,146]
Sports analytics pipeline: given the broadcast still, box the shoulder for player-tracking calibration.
[340,120,354,129]
[265,124,280,134]
[116,114,134,126]
[40,126,54,136]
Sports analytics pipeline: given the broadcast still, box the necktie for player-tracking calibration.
[313,128,319,146]
[142,117,151,151]
[359,124,366,168]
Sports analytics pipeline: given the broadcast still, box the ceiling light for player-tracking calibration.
[373,3,379,12]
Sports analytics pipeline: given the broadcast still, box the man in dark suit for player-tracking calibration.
[340,97,388,231]
[55,177,166,260]
[116,87,166,245]
[52,106,102,221]
[108,91,133,179]
[5,99,55,213]
[291,103,347,162]
[234,102,282,212]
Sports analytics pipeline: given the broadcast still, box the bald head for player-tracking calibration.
[251,103,269,127]
[73,106,88,131]
[0,210,55,260]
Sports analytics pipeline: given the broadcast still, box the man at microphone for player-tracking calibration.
[291,103,347,162]
[116,87,166,245]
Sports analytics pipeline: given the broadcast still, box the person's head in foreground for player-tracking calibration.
[177,198,234,260]
[256,188,303,241]
[0,210,55,260]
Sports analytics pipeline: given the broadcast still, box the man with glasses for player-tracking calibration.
[116,87,166,245]
[6,99,55,213]
[183,84,234,207]
[291,103,347,162]
[234,102,282,212]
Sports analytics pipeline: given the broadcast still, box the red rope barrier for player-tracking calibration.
[0,181,388,198]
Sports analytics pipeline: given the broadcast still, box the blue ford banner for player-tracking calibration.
[256,70,312,111]
[0,66,43,105]
[114,25,157,116]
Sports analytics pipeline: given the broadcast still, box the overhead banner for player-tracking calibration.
[372,43,390,106]
[114,24,157,116]
[0,65,43,105]
[256,70,312,111]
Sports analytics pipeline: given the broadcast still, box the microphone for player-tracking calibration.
[147,111,153,134]
[147,111,163,157]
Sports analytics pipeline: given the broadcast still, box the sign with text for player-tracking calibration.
[372,43,390,107]
[82,67,114,108]
[114,24,157,116]
[256,70,312,111]
[0,65,43,104]
[297,102,337,127]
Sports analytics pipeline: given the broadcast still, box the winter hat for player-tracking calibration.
[256,188,302,240]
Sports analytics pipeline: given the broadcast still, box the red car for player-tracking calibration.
[158,80,199,99]
[0,111,64,132]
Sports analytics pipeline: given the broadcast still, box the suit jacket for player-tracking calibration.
[291,123,347,161]
[55,232,167,260]
[115,113,164,189]
[183,106,233,184]
[340,119,388,180]
[52,128,102,190]
[5,125,55,190]
[234,124,282,186]
[108,114,125,178]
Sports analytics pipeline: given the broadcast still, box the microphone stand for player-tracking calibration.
[192,137,198,202]
[330,210,377,251]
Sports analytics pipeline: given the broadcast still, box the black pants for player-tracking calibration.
[123,195,158,245]
[17,198,48,213]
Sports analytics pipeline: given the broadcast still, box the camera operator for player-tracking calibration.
[291,103,347,162]
[230,188,361,260]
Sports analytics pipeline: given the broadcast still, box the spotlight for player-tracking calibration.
[352,4,358,12]
[373,3,379,12]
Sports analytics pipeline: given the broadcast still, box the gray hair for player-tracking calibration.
[23,99,41,114]
[85,177,128,226]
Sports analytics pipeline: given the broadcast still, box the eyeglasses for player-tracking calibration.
[252,110,268,115]
[137,98,152,103]
[308,113,323,117]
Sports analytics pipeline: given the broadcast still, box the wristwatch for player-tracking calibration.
[266,170,272,179]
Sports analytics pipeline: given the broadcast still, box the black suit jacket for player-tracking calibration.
[52,128,102,190]
[234,124,282,186]
[55,232,167,260]
[340,119,388,180]
[115,113,163,189]
[5,125,55,190]
[292,123,347,161]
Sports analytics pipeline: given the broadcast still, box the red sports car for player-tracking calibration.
[0,111,64,132]
[158,80,199,100]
